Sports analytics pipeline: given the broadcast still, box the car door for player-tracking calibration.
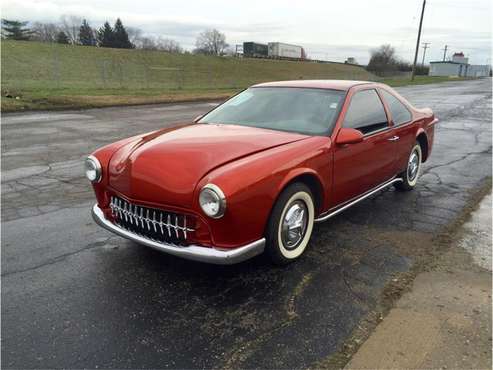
[331,88,397,207]
[378,88,416,174]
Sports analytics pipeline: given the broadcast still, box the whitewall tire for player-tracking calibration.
[266,183,315,265]
[395,142,422,191]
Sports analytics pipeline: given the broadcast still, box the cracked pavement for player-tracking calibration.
[1,79,492,369]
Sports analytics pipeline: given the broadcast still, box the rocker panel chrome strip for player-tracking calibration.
[315,177,403,223]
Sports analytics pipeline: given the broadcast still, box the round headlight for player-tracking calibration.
[199,184,226,218]
[85,155,102,183]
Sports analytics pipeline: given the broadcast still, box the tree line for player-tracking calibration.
[1,17,229,56]
[366,44,429,76]
[1,18,428,73]
[3,17,146,49]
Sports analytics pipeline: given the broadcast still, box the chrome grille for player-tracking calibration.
[109,196,195,245]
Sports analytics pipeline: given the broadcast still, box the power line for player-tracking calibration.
[411,0,426,80]
[421,42,430,66]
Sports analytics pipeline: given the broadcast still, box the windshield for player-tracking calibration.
[198,87,345,136]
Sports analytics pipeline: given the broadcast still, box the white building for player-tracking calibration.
[429,52,491,77]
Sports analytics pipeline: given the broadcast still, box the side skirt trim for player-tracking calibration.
[314,177,403,223]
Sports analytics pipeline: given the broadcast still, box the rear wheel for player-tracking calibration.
[266,183,315,265]
[395,142,422,191]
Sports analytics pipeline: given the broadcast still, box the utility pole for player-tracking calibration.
[411,0,426,81]
[442,45,448,61]
[235,44,244,58]
[421,42,430,66]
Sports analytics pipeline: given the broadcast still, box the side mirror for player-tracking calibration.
[336,127,364,145]
[193,114,203,123]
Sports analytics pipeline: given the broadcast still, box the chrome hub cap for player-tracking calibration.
[408,150,420,181]
[281,201,308,250]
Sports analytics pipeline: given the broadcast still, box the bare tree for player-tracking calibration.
[194,29,228,55]
[222,46,236,57]
[367,44,399,74]
[31,22,59,42]
[60,15,82,44]
[127,27,143,46]
[139,36,158,50]
[136,35,182,53]
[157,37,183,53]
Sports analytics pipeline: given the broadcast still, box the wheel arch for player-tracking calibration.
[416,131,429,162]
[277,169,325,216]
[263,169,325,243]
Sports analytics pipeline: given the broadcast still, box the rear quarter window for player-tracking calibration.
[380,90,412,126]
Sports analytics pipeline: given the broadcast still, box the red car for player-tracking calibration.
[87,80,437,265]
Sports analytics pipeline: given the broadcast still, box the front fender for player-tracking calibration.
[277,167,327,212]
[91,134,147,209]
[193,136,331,248]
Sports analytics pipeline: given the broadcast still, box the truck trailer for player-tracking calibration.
[268,42,305,59]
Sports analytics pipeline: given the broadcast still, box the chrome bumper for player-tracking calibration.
[91,204,265,265]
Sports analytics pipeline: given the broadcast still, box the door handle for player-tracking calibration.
[388,135,400,141]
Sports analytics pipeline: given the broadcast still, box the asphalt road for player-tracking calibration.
[2,79,492,369]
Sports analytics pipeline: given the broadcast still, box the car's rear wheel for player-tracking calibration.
[266,183,315,265]
[395,142,422,191]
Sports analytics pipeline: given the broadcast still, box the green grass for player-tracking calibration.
[1,40,470,112]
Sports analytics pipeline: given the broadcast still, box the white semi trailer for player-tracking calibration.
[268,42,305,59]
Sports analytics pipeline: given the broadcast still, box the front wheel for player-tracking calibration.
[266,183,315,265]
[395,142,422,191]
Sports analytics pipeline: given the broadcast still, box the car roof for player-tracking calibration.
[251,79,373,91]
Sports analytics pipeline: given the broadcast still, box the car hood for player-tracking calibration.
[108,123,309,207]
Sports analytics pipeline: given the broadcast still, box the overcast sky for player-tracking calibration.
[1,0,491,64]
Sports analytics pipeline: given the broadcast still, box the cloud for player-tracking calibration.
[1,0,491,64]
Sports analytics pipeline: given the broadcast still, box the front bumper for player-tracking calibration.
[91,204,265,264]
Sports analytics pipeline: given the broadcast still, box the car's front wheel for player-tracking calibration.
[395,142,422,191]
[266,183,315,265]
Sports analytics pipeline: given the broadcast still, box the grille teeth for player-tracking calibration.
[128,204,133,225]
[109,196,195,245]
[167,214,171,237]
[174,215,179,238]
[145,209,150,230]
[159,213,164,235]
[133,205,139,225]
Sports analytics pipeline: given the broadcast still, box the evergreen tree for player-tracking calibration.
[56,31,70,44]
[112,18,133,48]
[79,19,95,46]
[97,21,114,47]
[1,19,32,40]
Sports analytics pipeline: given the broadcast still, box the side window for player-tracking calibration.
[343,89,388,135]
[380,90,412,126]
